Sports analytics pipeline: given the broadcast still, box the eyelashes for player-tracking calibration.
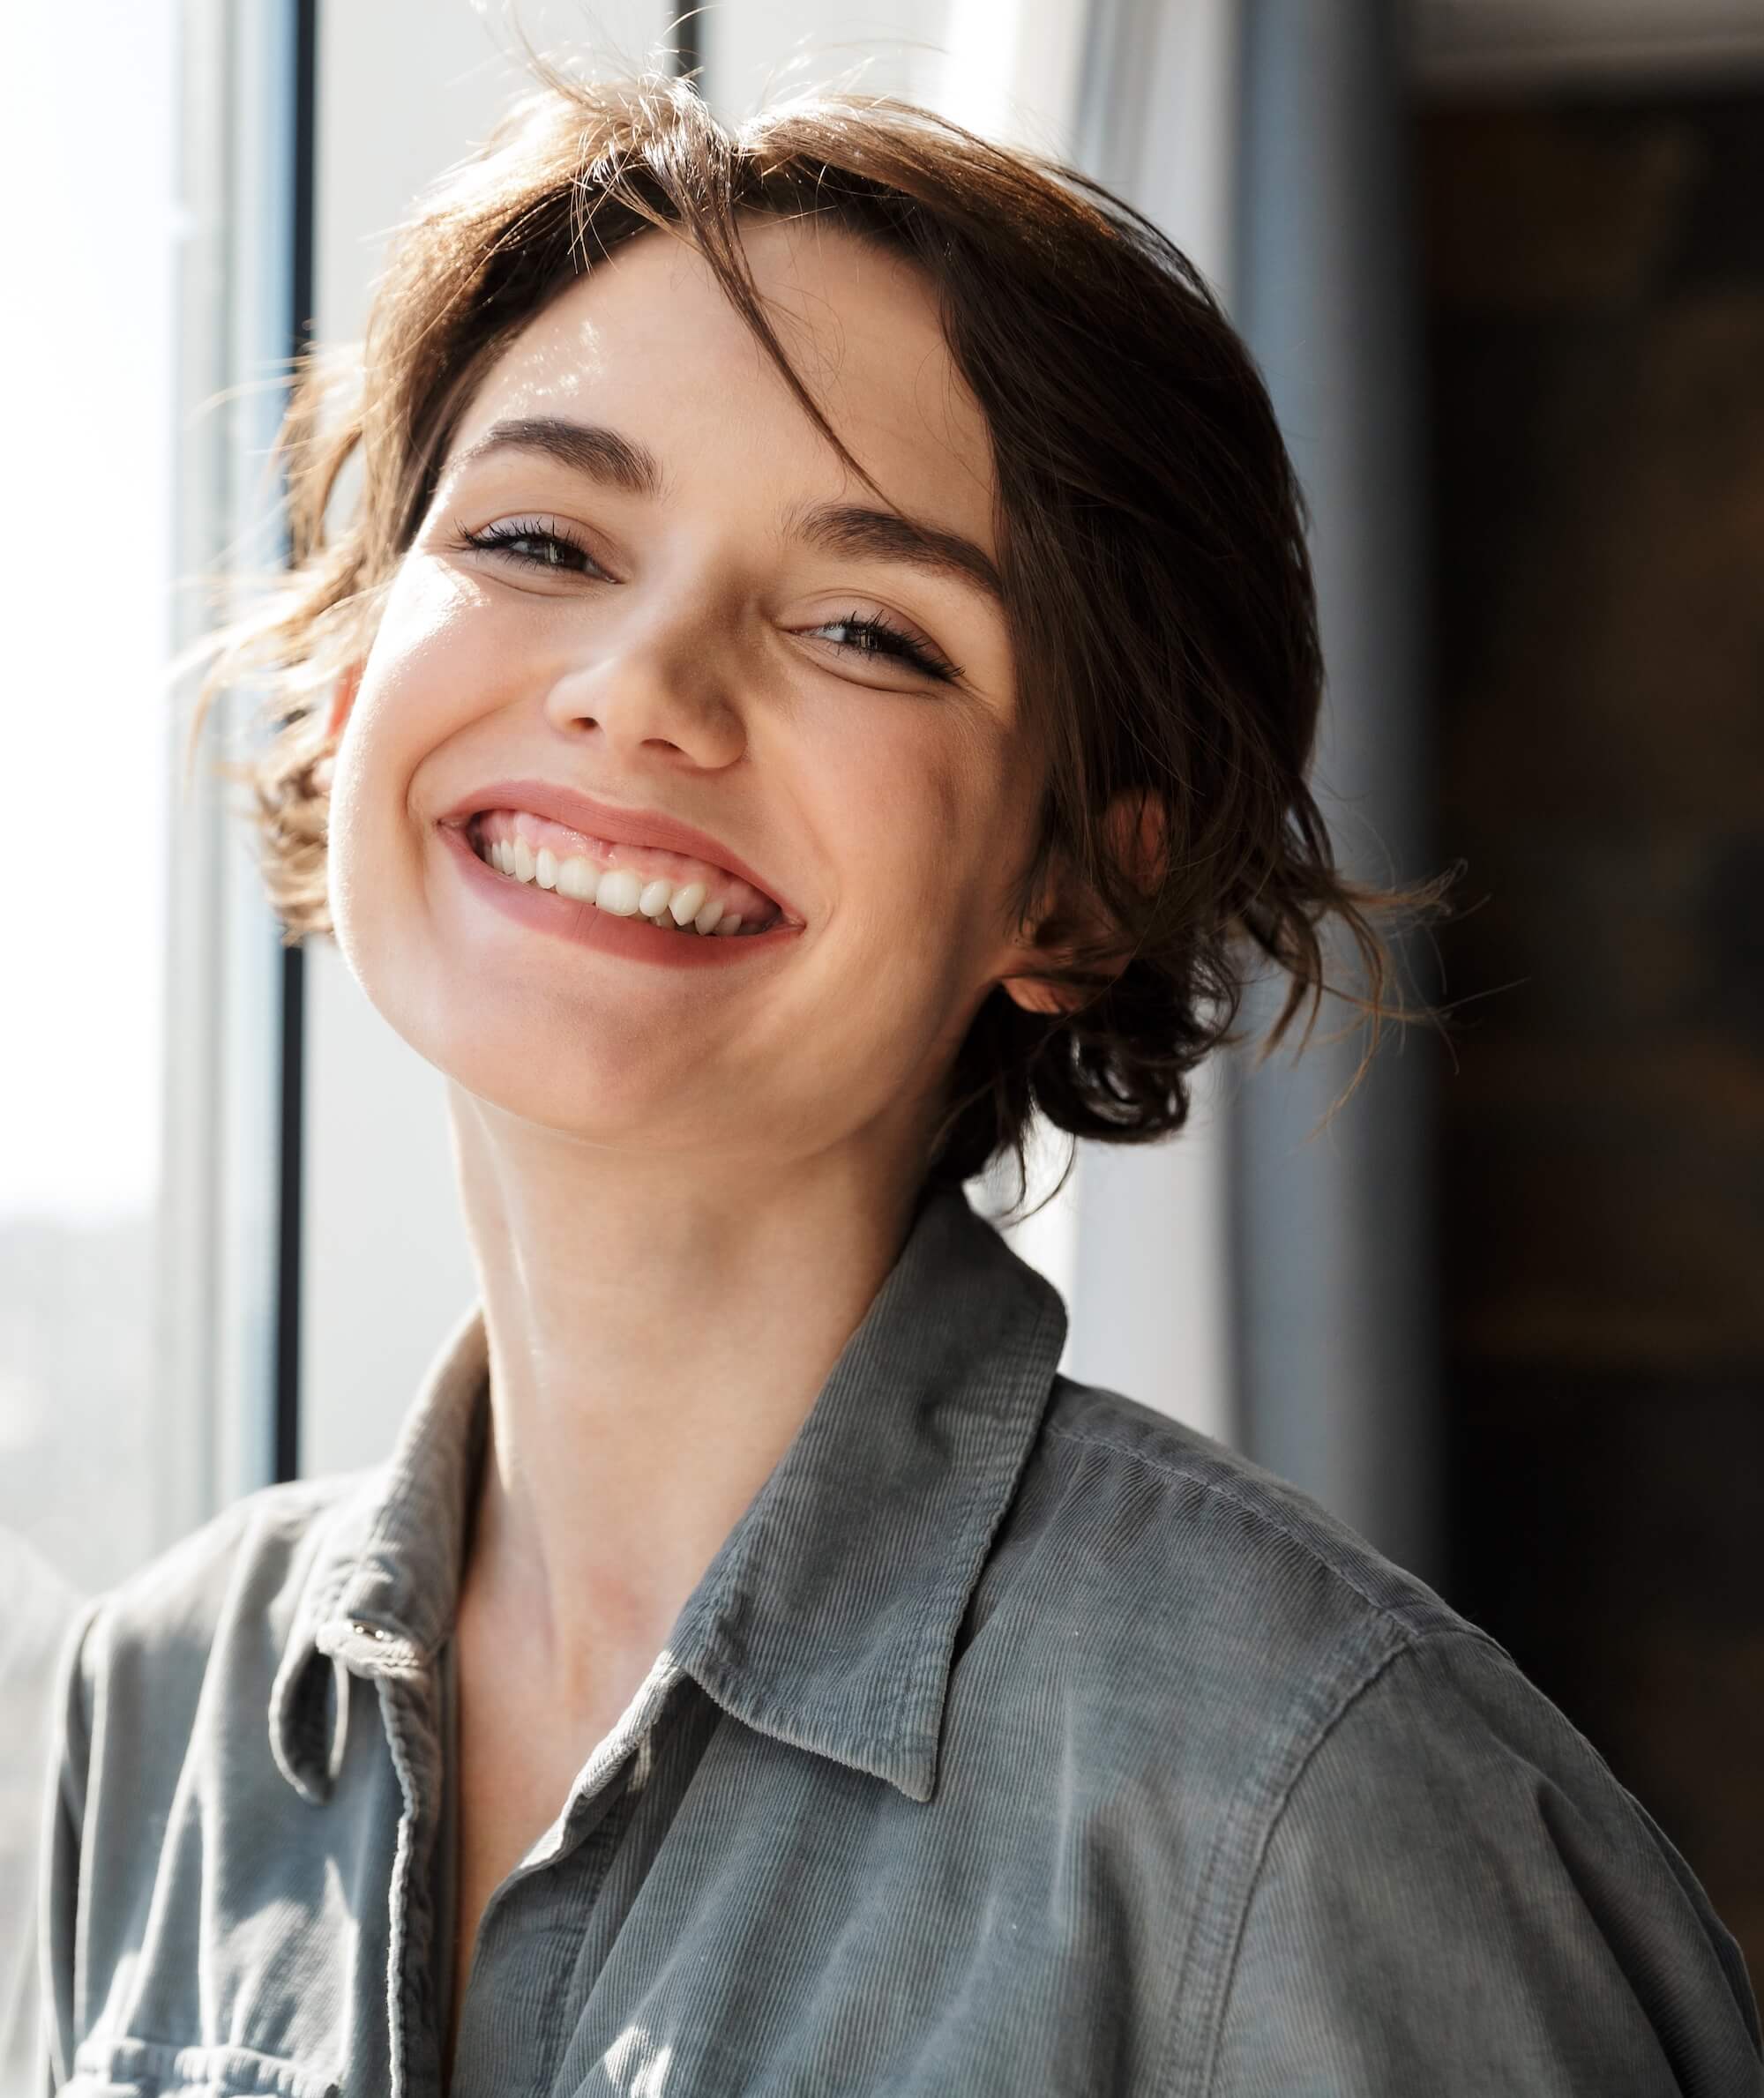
[457,516,602,576]
[451,516,963,684]
[808,612,960,683]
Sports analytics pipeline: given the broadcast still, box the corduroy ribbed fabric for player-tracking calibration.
[37,1180,1764,2095]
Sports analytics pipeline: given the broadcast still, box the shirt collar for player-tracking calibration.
[271,1177,1068,1807]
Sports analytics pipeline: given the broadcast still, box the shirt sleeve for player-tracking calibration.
[1207,1630,1764,2097]
[35,1594,106,2097]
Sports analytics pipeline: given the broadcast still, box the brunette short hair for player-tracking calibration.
[194,67,1455,1207]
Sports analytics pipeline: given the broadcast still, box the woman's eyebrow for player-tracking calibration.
[447,413,1003,608]
[784,501,1005,608]
[449,415,663,497]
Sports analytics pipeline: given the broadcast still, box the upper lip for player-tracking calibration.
[438,778,804,926]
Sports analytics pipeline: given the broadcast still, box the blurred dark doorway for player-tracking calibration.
[1424,87,1764,1968]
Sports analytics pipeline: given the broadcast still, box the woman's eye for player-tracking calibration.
[450,524,957,682]
[809,612,960,684]
[456,518,604,577]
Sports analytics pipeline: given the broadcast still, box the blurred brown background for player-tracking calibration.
[1426,86,1764,1960]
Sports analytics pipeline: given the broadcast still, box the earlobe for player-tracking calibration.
[996,872,1088,1018]
[995,788,1164,1019]
[1000,974,1078,1017]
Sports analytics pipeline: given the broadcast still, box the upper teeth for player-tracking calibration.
[481,828,757,936]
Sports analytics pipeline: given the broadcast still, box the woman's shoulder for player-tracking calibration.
[973,1371,1493,1812]
[990,1371,1606,1835]
[1008,1370,1475,1663]
[987,1378,1764,2087]
[61,1468,376,1722]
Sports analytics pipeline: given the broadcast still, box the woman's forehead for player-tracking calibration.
[445,217,998,542]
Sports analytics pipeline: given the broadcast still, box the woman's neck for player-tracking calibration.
[445,1085,929,1722]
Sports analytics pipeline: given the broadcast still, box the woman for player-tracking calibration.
[41,71,1760,2097]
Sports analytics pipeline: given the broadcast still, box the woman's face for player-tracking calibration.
[327,214,1060,1181]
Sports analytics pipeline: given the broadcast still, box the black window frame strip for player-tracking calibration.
[274,0,318,1486]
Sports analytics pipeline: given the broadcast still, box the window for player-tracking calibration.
[0,1,296,2068]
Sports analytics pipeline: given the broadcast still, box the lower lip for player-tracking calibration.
[437,819,801,969]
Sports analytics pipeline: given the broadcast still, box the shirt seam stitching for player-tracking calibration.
[1039,1422,1455,1632]
[1160,1624,1441,2098]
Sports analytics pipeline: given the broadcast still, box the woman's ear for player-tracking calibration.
[1105,787,1170,901]
[998,788,1167,1018]
[325,660,364,743]
[311,661,363,795]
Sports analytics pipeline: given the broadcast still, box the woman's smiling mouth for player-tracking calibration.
[437,816,804,970]
[437,776,803,924]
[466,809,784,936]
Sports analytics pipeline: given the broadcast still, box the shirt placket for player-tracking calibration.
[318,1613,451,2098]
[445,1653,702,2098]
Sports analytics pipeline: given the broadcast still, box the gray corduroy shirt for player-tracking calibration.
[39,1180,1764,2095]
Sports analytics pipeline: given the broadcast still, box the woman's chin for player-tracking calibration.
[430,1036,736,1145]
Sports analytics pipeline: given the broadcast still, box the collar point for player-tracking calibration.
[880,1744,940,1804]
[268,1643,352,1806]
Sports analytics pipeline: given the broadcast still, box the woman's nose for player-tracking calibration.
[542,599,747,768]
